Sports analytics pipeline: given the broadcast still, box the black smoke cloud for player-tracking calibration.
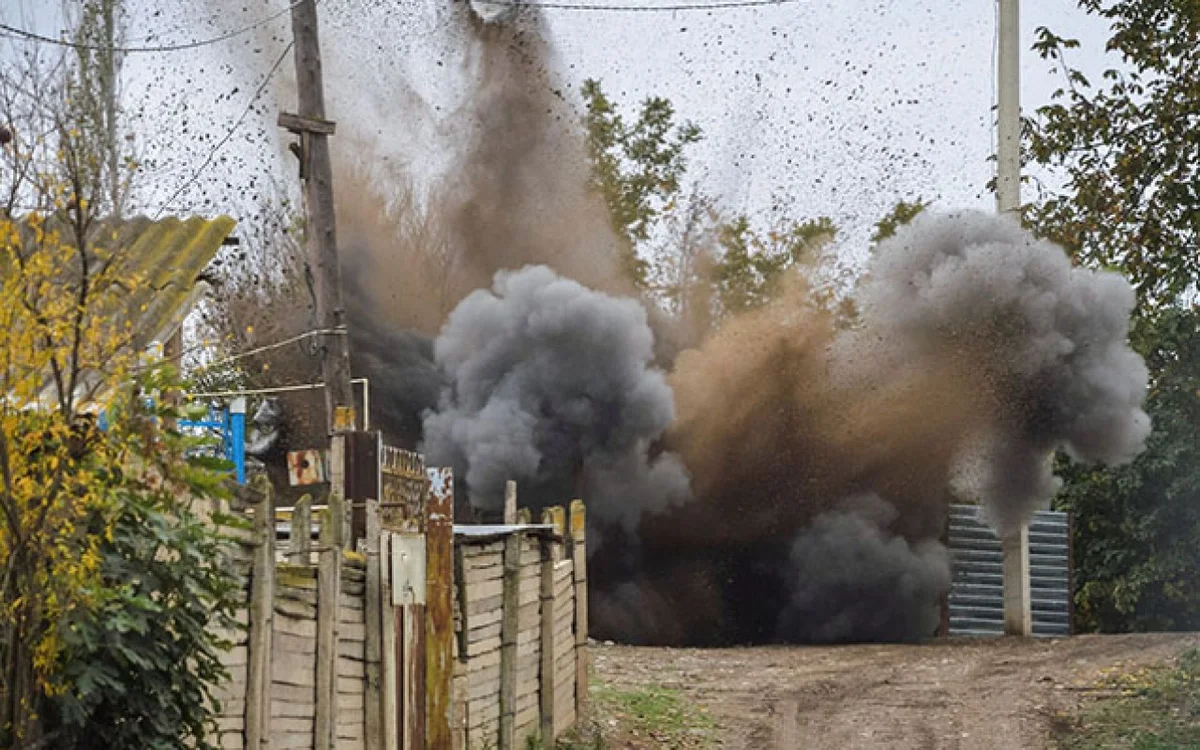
[420,265,691,525]
[776,495,950,643]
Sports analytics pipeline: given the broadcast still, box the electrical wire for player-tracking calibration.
[190,325,346,372]
[0,0,307,54]
[471,0,806,9]
[152,41,293,220]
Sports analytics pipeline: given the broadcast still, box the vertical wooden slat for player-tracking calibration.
[453,542,468,664]
[569,500,588,717]
[539,506,566,742]
[315,436,346,750]
[426,468,455,749]
[288,494,312,566]
[381,533,399,750]
[245,475,275,750]
[504,480,517,525]
[364,498,383,750]
[499,531,523,750]
[401,603,427,749]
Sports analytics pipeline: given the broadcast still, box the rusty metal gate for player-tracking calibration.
[947,504,1073,637]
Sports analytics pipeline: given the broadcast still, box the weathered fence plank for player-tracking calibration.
[569,499,588,718]
[288,494,312,566]
[540,506,565,742]
[363,498,382,750]
[314,434,346,750]
[245,475,275,750]
[426,467,456,749]
[498,531,523,750]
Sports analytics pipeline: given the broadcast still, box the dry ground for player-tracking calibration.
[589,633,1200,750]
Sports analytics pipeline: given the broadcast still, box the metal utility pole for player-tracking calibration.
[996,0,1021,215]
[282,0,355,436]
[997,0,1033,637]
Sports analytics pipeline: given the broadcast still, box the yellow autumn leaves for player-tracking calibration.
[0,212,139,697]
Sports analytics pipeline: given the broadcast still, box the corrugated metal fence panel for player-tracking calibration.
[947,504,1072,638]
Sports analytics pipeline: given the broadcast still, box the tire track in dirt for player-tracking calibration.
[592,633,1200,749]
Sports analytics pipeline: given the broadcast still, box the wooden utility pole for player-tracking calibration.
[282,5,354,749]
[282,0,355,435]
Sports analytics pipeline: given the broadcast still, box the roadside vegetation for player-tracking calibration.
[1052,648,1200,750]
[528,681,718,750]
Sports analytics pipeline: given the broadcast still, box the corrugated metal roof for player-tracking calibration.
[4,213,235,407]
[100,214,237,346]
[6,213,236,347]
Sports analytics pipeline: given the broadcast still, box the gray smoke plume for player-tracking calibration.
[855,210,1151,533]
[776,495,950,643]
[599,210,1150,646]
[421,265,691,525]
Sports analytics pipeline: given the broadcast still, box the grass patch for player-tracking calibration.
[530,682,718,749]
[1053,648,1200,750]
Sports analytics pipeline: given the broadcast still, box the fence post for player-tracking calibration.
[426,468,455,749]
[499,529,523,750]
[364,498,383,750]
[245,474,275,750]
[288,494,313,566]
[539,506,565,742]
[504,480,517,525]
[569,500,588,716]
[314,436,346,750]
[380,530,398,750]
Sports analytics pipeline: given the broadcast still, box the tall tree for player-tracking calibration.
[0,16,239,747]
[1025,0,1200,632]
[1025,1,1199,309]
[712,214,837,319]
[582,79,701,289]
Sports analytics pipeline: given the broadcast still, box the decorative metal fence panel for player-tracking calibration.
[947,504,1072,638]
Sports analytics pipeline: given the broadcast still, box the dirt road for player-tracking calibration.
[591,633,1200,750]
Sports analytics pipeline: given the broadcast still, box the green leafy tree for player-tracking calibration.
[1026,0,1200,632]
[1025,2,1200,308]
[1054,306,1200,632]
[0,7,241,745]
[871,198,928,245]
[582,79,702,288]
[712,214,837,318]
[51,371,243,750]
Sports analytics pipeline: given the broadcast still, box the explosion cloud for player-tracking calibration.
[322,8,1149,646]
[587,210,1149,645]
[420,265,691,526]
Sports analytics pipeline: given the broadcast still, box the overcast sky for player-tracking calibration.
[5,0,1119,262]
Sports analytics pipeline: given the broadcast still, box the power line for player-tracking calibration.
[194,326,346,372]
[0,0,306,54]
[471,0,806,9]
[153,41,294,220]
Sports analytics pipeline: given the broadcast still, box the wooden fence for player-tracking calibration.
[207,447,588,750]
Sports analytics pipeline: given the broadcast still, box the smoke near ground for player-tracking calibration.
[420,265,690,525]
[776,496,950,643]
